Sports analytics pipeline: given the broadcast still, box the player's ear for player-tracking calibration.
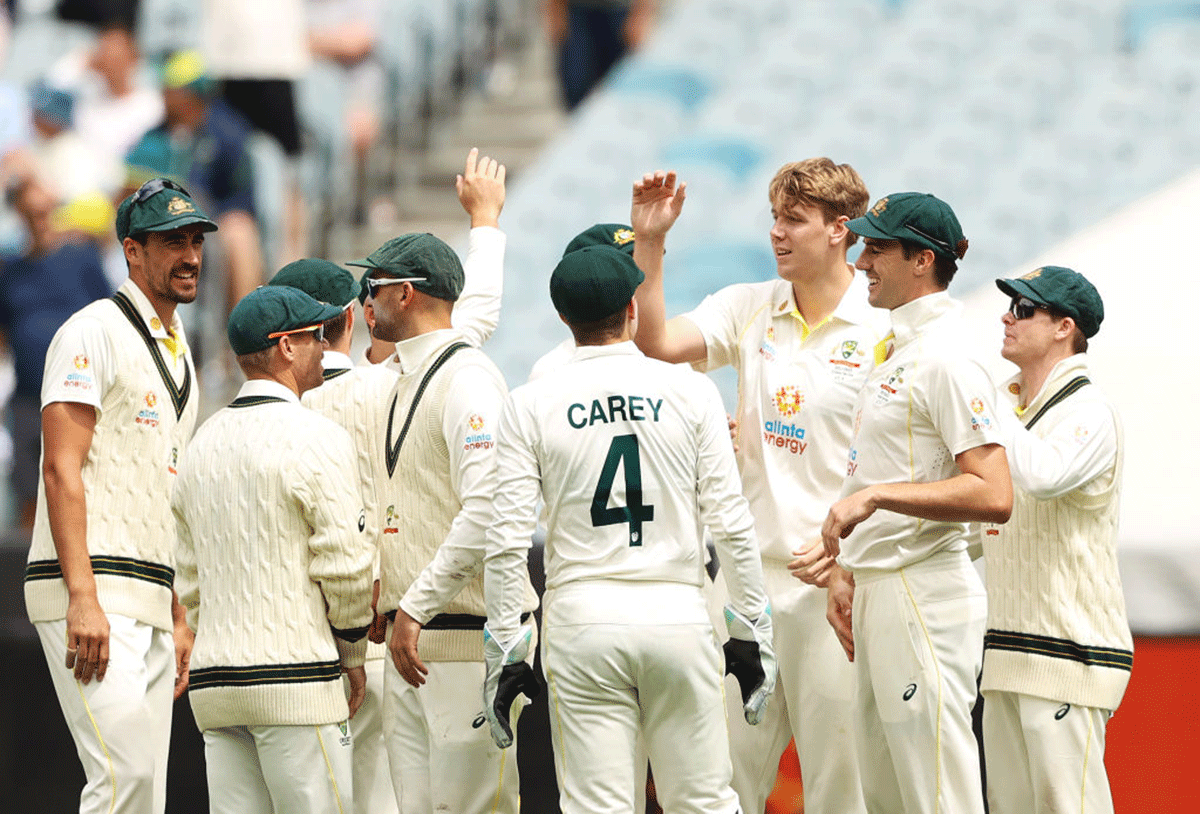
[829,215,849,245]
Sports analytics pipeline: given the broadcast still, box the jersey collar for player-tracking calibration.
[118,278,186,343]
[390,328,464,374]
[888,291,958,349]
[321,350,353,372]
[235,378,300,404]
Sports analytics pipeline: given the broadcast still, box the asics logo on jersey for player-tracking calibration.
[903,683,917,701]
[1055,703,1071,720]
[567,395,663,428]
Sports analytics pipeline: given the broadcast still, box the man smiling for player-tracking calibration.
[26,178,216,814]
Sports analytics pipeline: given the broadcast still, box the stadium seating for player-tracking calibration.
[491,0,1200,385]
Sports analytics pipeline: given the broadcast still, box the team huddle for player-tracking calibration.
[27,149,1132,814]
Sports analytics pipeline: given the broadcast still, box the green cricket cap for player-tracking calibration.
[115,179,218,242]
[269,258,359,308]
[227,285,343,356]
[550,245,645,324]
[847,192,967,260]
[996,265,1104,338]
[562,223,636,257]
[346,233,464,302]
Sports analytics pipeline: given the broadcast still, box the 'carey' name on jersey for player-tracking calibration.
[567,395,663,428]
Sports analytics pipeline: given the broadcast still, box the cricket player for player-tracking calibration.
[821,192,1012,814]
[483,245,776,814]
[354,231,538,814]
[981,266,1131,814]
[264,148,510,814]
[26,178,215,814]
[172,285,375,814]
[631,162,883,814]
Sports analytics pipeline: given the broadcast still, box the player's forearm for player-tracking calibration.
[398,523,485,623]
[453,227,505,347]
[43,459,95,599]
[864,473,1012,524]
[483,547,531,642]
[632,233,672,357]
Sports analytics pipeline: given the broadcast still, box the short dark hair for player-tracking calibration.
[900,240,958,288]
[1046,307,1089,354]
[322,309,349,346]
[565,307,628,346]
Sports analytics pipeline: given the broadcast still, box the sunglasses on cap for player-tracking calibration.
[133,177,193,204]
[267,323,325,343]
[1008,296,1050,321]
[365,275,422,298]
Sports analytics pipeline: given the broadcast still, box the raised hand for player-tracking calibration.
[457,147,506,228]
[631,169,687,240]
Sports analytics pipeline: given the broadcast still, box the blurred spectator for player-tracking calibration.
[544,0,656,110]
[0,174,112,527]
[204,0,309,260]
[305,0,384,225]
[28,80,121,201]
[48,21,165,186]
[125,49,263,314]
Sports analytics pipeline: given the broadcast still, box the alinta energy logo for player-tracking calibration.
[763,385,808,455]
[65,354,93,389]
[464,413,493,451]
[759,324,778,361]
[136,391,160,427]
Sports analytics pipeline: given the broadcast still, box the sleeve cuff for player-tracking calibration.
[336,636,368,669]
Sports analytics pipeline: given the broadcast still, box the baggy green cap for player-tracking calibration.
[996,266,1104,338]
[115,178,218,242]
[847,192,967,260]
[227,285,344,356]
[346,233,464,302]
[562,223,636,257]
[550,245,645,324]
[269,258,359,308]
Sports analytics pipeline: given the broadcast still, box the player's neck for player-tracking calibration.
[1016,347,1074,409]
[790,259,853,326]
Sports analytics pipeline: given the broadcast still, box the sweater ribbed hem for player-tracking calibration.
[25,573,174,631]
[189,679,349,730]
[981,647,1131,710]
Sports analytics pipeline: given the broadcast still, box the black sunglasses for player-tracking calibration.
[1008,296,1049,321]
[134,178,192,204]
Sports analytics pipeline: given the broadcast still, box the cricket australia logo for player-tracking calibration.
[166,196,195,215]
[773,386,803,417]
[383,505,399,535]
[841,340,858,359]
[612,228,635,246]
[870,197,889,217]
[1021,268,1044,280]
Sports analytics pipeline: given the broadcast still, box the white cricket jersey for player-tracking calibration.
[485,341,767,641]
[685,275,888,563]
[837,293,1006,573]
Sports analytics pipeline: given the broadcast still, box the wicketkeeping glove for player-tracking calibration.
[482,624,540,749]
[723,604,777,725]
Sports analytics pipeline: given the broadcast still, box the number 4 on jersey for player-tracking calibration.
[591,434,655,546]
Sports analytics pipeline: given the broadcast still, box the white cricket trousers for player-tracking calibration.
[710,565,866,814]
[852,550,987,814]
[983,690,1114,814]
[542,618,740,814]
[382,655,520,814]
[35,614,175,814]
[345,653,399,814]
[203,721,353,813]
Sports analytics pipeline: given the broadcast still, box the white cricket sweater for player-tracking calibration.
[981,356,1132,710]
[26,284,198,631]
[304,355,399,664]
[173,380,374,730]
[376,331,537,662]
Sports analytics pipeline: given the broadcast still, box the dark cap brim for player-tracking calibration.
[845,216,896,240]
[995,278,1050,307]
[135,214,219,235]
[344,257,378,269]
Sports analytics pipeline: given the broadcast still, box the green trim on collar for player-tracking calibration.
[111,292,192,420]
